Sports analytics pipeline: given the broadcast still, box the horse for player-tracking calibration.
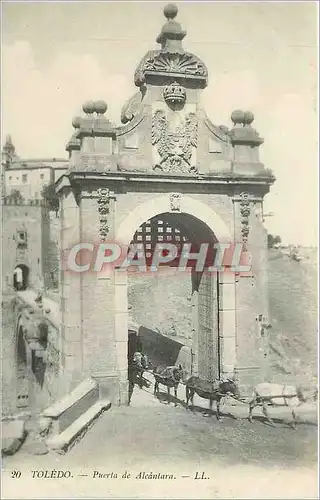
[128,352,149,405]
[248,382,318,429]
[153,364,184,406]
[185,376,240,420]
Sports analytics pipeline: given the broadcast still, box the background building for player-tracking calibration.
[1,135,65,293]
[2,135,68,201]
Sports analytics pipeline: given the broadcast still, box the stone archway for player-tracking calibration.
[13,264,29,291]
[58,3,273,404]
[114,194,237,402]
[116,194,231,246]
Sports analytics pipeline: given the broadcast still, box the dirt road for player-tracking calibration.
[2,380,318,499]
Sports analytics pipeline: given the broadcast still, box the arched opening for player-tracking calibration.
[17,325,27,367]
[114,194,236,405]
[13,264,29,291]
[127,211,220,384]
[16,324,29,408]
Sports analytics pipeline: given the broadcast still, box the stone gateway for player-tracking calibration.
[55,4,274,406]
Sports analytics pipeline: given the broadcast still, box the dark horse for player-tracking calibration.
[185,376,240,420]
[153,365,184,406]
[128,352,149,405]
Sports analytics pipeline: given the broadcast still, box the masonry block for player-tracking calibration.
[220,337,236,370]
[219,309,236,338]
[115,312,129,342]
[115,341,128,371]
[219,281,236,310]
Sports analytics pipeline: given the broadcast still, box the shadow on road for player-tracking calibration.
[154,392,238,422]
[249,414,318,428]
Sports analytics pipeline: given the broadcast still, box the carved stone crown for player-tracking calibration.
[163,82,186,105]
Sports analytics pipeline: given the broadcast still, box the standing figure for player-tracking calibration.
[13,266,23,290]
[128,352,149,405]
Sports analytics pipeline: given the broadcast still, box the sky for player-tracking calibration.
[1,1,318,246]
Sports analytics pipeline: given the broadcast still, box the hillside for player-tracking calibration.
[267,248,318,384]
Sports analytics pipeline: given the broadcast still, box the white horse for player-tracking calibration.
[248,382,317,429]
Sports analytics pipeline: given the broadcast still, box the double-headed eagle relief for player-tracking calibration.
[151,110,198,173]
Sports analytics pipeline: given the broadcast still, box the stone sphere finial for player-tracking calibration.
[82,100,95,114]
[72,116,81,129]
[93,100,108,115]
[231,109,245,125]
[243,110,254,125]
[218,125,229,135]
[164,3,178,20]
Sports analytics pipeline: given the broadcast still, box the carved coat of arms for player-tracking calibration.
[151,110,198,173]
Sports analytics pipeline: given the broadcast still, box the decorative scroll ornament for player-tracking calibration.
[120,86,146,124]
[151,110,198,173]
[97,188,111,241]
[169,193,181,212]
[239,192,251,250]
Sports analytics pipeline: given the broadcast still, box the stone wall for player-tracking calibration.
[1,293,61,417]
[44,212,60,289]
[1,297,19,416]
[25,321,61,413]
[11,292,61,414]
[2,201,53,292]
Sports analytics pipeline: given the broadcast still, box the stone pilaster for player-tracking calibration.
[218,271,237,378]
[190,279,199,377]
[79,190,119,403]
[232,191,269,390]
[114,269,129,405]
[59,184,82,395]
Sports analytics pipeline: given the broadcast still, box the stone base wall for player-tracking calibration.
[1,297,19,416]
[9,292,61,415]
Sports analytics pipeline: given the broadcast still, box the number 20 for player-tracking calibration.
[11,471,21,478]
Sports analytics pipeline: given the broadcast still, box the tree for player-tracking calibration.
[41,182,59,215]
[274,235,281,245]
[268,234,282,248]
[6,189,24,204]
